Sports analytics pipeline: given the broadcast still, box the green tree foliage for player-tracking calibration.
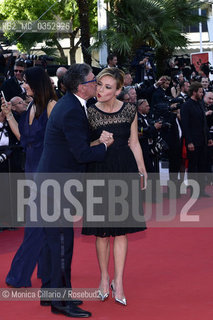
[91,0,207,74]
[0,0,98,64]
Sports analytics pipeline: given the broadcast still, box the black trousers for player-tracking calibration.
[187,145,207,193]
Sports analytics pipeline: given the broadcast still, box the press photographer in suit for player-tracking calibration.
[138,99,162,172]
[0,60,26,101]
[181,82,213,197]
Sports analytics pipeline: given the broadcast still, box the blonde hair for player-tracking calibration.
[97,67,124,89]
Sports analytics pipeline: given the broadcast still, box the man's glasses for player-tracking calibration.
[81,78,96,85]
[14,70,24,73]
[13,101,25,106]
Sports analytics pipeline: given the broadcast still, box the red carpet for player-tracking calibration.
[1,193,213,319]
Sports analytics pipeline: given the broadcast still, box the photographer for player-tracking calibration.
[181,82,213,197]
[177,80,190,102]
[131,46,155,85]
[125,86,137,104]
[124,71,133,86]
[0,60,26,101]
[138,99,162,172]
[130,76,168,106]
[0,110,11,172]
[151,75,171,115]
[203,92,213,179]
[55,66,67,99]
[203,91,213,132]
[0,97,26,173]
[201,77,211,94]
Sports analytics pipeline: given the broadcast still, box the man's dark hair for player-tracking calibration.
[179,80,189,90]
[14,60,26,68]
[107,53,117,65]
[63,63,92,93]
[188,81,203,97]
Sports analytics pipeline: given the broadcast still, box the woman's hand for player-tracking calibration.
[99,130,114,147]
[90,130,114,147]
[138,168,148,190]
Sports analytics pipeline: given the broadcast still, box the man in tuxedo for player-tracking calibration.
[107,53,118,68]
[151,75,171,115]
[37,63,113,317]
[0,60,26,101]
[138,99,162,172]
[138,99,162,202]
[178,80,190,102]
[203,92,213,181]
[181,82,213,197]
[201,77,210,94]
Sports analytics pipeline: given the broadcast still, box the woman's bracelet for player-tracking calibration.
[6,113,13,121]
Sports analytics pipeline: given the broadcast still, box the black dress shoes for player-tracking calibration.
[51,304,91,317]
[40,299,83,306]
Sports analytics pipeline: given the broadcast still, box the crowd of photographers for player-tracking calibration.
[0,50,213,230]
[115,51,213,199]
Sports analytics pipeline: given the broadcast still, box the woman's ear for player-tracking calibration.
[116,88,122,97]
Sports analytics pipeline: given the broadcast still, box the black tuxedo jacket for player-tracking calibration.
[180,98,210,147]
[0,77,26,101]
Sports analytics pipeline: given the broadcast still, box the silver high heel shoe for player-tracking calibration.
[110,280,127,306]
[98,290,109,301]
[98,278,110,301]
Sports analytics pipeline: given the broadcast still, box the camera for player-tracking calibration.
[133,81,144,89]
[16,55,54,68]
[153,96,184,129]
[191,74,202,82]
[154,117,171,129]
[0,148,12,164]
[137,45,155,60]
[154,96,184,114]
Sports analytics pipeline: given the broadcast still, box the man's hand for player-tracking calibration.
[188,143,195,151]
[208,139,213,147]
[170,103,178,110]
[139,57,148,65]
[1,97,12,117]
[206,110,213,116]
[155,76,166,88]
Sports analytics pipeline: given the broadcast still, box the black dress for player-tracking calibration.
[82,102,146,237]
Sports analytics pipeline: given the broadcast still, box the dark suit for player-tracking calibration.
[0,77,26,101]
[37,92,106,305]
[167,113,183,191]
[151,87,168,116]
[181,98,209,148]
[181,98,210,192]
[138,112,159,172]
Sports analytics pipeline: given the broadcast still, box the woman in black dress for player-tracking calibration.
[82,68,147,305]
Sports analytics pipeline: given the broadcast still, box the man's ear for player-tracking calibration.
[77,84,84,95]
